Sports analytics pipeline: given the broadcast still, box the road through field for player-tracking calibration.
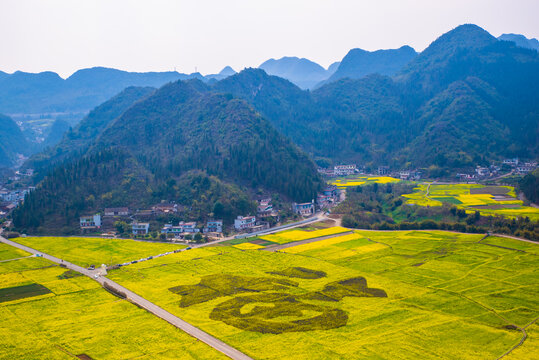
[0,235,253,360]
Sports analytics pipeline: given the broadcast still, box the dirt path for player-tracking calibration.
[0,235,253,360]
[264,231,354,252]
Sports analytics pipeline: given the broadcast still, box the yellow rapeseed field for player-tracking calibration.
[331,176,400,188]
[403,184,539,220]
[14,236,183,267]
[233,242,264,250]
[0,257,225,360]
[107,229,538,360]
[260,226,349,244]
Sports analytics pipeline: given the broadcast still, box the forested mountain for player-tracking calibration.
[0,67,201,114]
[0,114,31,167]
[498,33,539,52]
[25,86,155,175]
[323,46,417,85]
[13,80,323,233]
[216,24,539,170]
[259,57,334,89]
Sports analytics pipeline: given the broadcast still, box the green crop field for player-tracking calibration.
[403,183,539,220]
[13,236,183,267]
[0,256,225,360]
[105,229,539,359]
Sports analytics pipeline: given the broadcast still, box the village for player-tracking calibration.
[2,158,537,237]
[77,184,343,241]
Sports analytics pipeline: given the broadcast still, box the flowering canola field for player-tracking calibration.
[0,256,225,359]
[14,236,183,267]
[403,184,539,220]
[331,176,400,188]
[259,226,349,244]
[107,229,538,360]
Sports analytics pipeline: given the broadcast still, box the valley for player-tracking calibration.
[0,7,538,359]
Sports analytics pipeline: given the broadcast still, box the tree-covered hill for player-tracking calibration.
[13,80,323,233]
[215,24,539,169]
[323,45,417,85]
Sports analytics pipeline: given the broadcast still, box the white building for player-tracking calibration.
[80,214,102,229]
[132,222,150,235]
[292,201,315,216]
[204,220,223,233]
[334,164,356,176]
[234,216,256,231]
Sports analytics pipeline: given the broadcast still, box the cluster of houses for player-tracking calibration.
[318,164,361,177]
[292,185,341,216]
[457,159,538,180]
[503,159,537,174]
[0,187,34,219]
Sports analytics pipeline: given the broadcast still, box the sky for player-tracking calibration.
[1,0,538,78]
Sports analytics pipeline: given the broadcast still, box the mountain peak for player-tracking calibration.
[424,24,496,54]
[219,66,237,76]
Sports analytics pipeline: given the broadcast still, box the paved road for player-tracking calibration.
[0,235,253,360]
[196,212,327,248]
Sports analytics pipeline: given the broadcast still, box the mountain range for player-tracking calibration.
[9,24,539,233]
[498,33,539,51]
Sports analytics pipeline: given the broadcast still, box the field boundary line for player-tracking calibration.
[496,316,539,359]
[0,254,35,263]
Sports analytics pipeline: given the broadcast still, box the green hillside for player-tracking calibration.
[13,80,323,233]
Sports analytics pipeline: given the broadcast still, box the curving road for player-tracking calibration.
[0,235,253,360]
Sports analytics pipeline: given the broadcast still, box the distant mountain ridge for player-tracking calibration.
[216,24,539,170]
[498,33,539,51]
[0,67,206,114]
[322,45,417,86]
[259,57,334,89]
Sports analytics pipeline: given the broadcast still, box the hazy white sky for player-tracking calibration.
[1,0,538,78]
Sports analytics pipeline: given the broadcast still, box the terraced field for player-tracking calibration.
[104,229,539,359]
[403,183,539,220]
[0,256,225,359]
[331,176,400,188]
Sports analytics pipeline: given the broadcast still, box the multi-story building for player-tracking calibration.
[179,221,199,233]
[204,220,223,233]
[378,166,390,175]
[334,164,356,176]
[257,198,273,216]
[234,216,256,231]
[131,222,150,235]
[80,214,102,229]
[292,201,315,216]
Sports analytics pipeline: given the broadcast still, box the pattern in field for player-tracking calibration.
[106,229,538,360]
